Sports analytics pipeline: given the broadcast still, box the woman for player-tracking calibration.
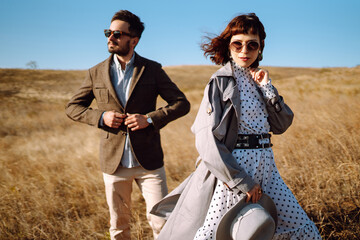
[151,13,321,239]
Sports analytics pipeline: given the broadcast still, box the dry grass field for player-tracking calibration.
[0,65,359,239]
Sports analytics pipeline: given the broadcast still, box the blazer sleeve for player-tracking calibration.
[65,69,104,127]
[147,64,190,130]
[191,79,256,195]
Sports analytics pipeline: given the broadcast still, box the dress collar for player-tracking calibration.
[231,61,252,79]
[210,61,252,79]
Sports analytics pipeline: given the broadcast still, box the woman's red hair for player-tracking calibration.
[201,13,266,67]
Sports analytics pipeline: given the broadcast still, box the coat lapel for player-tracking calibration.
[102,54,124,110]
[224,79,241,121]
[218,62,241,122]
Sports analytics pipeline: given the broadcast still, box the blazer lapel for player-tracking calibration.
[102,54,124,110]
[128,53,145,100]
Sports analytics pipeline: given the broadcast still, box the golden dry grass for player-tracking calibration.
[0,65,359,239]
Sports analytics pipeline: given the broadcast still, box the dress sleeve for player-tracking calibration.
[257,79,276,100]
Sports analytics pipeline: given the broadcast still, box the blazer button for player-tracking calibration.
[121,132,127,136]
[207,107,212,114]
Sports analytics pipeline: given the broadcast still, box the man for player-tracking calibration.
[65,10,190,240]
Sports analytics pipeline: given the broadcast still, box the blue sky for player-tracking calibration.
[0,0,359,70]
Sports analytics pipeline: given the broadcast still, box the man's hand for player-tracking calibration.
[124,113,149,131]
[103,110,127,128]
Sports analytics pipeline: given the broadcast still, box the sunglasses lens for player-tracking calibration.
[104,30,111,38]
[248,42,259,51]
[230,41,259,52]
[231,42,243,51]
[104,30,132,39]
[113,31,121,39]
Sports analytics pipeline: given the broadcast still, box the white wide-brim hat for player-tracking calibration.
[215,193,277,240]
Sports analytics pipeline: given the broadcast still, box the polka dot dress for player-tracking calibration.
[193,62,321,240]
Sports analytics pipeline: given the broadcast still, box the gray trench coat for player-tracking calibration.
[151,62,294,240]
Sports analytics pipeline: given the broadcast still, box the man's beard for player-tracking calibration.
[108,40,131,56]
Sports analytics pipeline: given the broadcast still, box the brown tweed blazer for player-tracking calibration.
[65,53,190,174]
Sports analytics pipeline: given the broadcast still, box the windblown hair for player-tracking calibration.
[201,13,266,67]
[111,10,145,38]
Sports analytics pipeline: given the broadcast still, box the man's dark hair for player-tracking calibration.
[111,10,145,38]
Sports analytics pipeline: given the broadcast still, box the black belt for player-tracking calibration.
[235,134,273,149]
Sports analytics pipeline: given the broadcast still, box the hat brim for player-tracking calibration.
[215,193,277,240]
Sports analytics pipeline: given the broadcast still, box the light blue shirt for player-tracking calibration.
[101,54,140,168]
[111,54,135,107]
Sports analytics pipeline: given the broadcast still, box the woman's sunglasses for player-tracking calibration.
[104,29,132,39]
[230,41,260,52]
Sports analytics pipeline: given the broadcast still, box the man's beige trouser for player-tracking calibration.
[103,166,168,240]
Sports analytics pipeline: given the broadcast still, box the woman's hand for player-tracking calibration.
[250,68,269,86]
[246,183,262,203]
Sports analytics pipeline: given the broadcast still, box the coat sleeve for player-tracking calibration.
[65,69,104,127]
[256,80,294,134]
[265,86,294,134]
[191,79,256,195]
[147,64,190,130]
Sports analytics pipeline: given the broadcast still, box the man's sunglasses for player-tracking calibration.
[104,29,132,39]
[230,41,260,52]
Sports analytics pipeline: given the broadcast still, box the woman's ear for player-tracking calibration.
[258,50,263,61]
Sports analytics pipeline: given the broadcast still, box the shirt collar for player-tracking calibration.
[113,53,135,70]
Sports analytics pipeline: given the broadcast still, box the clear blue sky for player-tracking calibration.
[1,0,359,70]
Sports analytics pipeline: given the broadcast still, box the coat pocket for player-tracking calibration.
[94,88,109,103]
[101,130,109,139]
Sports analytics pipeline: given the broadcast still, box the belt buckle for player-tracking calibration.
[240,135,249,140]
[237,135,250,148]
[259,134,271,148]
[260,134,265,148]
[242,135,249,148]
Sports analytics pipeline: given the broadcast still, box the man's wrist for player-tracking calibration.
[99,112,106,127]
[146,114,153,125]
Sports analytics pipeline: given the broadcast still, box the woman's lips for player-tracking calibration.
[239,57,249,61]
